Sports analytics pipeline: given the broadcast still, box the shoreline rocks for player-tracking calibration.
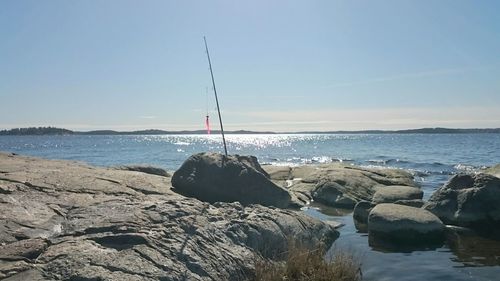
[0,152,337,281]
[264,164,416,209]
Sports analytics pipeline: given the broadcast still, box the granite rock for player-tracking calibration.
[0,152,338,281]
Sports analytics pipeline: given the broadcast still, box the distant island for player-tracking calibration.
[0,127,276,136]
[0,127,75,135]
[1,126,500,136]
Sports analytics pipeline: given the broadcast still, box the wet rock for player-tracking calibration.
[424,173,500,232]
[368,203,445,245]
[372,185,423,204]
[264,164,416,208]
[0,152,337,280]
[114,165,170,177]
[172,152,291,208]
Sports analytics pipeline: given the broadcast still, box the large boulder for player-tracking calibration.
[372,185,423,204]
[171,152,291,208]
[0,152,338,281]
[264,164,416,208]
[368,203,445,245]
[353,185,423,232]
[424,173,500,232]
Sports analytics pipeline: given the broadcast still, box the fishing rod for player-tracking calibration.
[204,36,228,157]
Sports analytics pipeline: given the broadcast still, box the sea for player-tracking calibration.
[1,133,500,281]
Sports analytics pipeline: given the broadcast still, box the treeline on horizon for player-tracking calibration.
[1,126,500,136]
[0,127,74,135]
[0,127,275,135]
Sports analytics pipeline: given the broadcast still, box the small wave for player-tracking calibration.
[367,159,388,164]
[336,158,353,163]
[265,156,350,166]
[454,164,483,173]
[173,142,191,146]
[359,164,401,170]
[386,158,409,164]
[409,170,430,177]
[407,169,454,177]
[261,161,300,167]
[367,158,409,165]
[304,156,349,164]
[310,156,333,164]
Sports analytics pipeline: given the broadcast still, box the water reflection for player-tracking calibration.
[446,229,500,267]
[305,202,500,280]
[368,234,445,253]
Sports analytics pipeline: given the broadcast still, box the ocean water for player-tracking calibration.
[1,133,500,280]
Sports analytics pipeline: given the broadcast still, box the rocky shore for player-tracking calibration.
[0,152,337,281]
[1,151,499,280]
[262,154,500,250]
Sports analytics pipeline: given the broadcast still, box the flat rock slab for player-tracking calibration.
[372,185,423,204]
[0,152,338,281]
[368,203,445,245]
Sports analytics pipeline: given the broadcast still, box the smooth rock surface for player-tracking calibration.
[372,185,423,204]
[0,152,338,281]
[172,152,291,208]
[368,203,445,244]
[424,173,500,231]
[264,164,416,208]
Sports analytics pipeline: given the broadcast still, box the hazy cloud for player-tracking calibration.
[324,67,485,89]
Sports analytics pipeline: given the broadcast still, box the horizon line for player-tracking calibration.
[1,126,500,135]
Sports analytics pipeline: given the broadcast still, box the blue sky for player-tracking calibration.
[1,0,499,131]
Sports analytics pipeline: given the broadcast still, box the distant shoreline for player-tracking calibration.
[1,126,500,135]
